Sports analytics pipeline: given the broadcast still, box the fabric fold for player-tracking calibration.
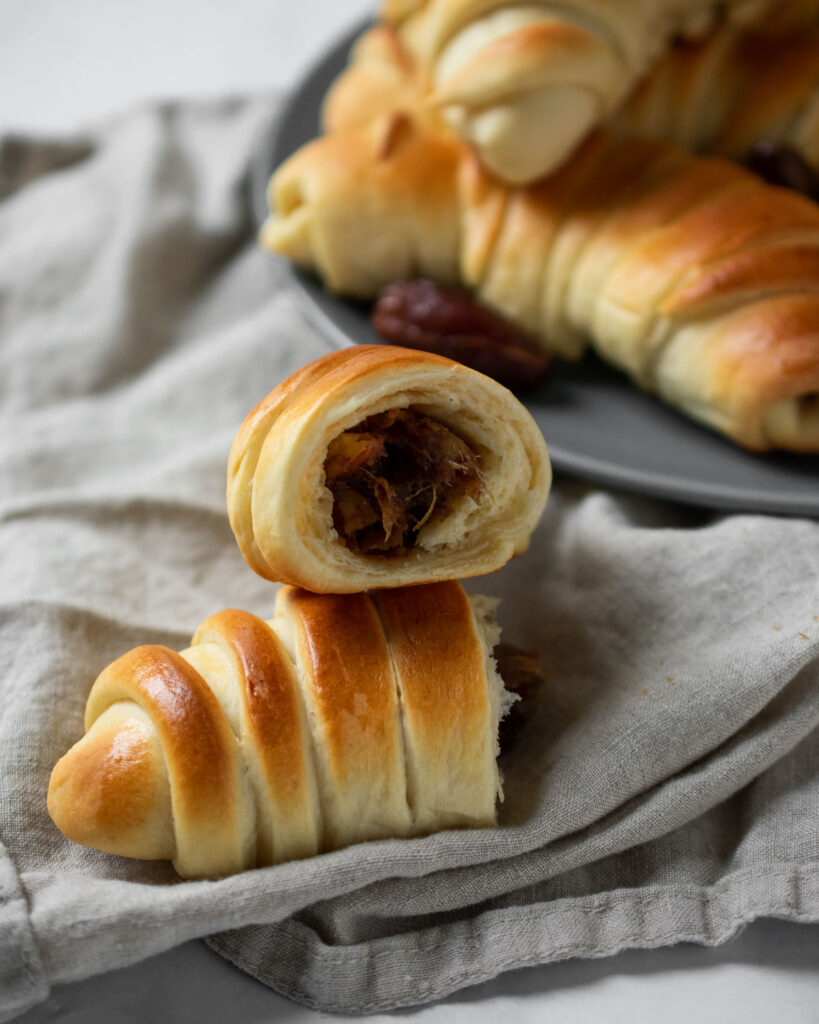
[0,844,47,1022]
[208,861,819,1014]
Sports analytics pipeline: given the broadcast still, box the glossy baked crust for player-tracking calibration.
[47,582,510,878]
[226,345,552,591]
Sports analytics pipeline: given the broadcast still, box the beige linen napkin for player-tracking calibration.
[0,98,816,1021]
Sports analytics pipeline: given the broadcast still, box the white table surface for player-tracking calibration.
[2,2,817,1021]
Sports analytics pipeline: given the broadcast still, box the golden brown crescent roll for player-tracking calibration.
[378,0,818,183]
[47,583,513,878]
[226,345,552,592]
[264,119,819,451]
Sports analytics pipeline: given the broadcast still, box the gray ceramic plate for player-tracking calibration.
[251,23,819,517]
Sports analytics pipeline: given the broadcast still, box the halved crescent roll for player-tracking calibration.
[227,346,551,593]
[48,583,516,878]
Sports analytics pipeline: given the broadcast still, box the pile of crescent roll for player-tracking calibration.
[48,346,552,878]
[263,0,819,452]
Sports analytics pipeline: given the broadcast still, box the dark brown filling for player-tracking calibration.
[494,643,548,749]
[324,407,482,555]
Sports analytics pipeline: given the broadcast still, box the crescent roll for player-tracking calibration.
[264,117,819,451]
[226,346,551,592]
[379,0,818,183]
[47,583,514,878]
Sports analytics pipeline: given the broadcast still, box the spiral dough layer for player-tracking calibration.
[48,582,513,878]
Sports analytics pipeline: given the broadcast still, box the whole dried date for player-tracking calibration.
[372,280,550,393]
